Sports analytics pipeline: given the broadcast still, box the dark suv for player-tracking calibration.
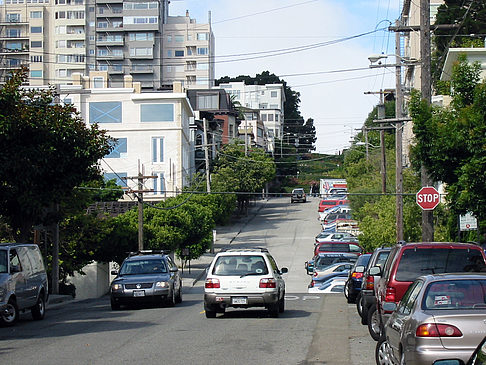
[290,188,306,203]
[110,250,182,309]
[369,242,486,340]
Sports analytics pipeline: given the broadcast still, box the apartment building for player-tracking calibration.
[0,1,213,91]
[161,10,214,89]
[60,72,195,200]
[216,82,285,152]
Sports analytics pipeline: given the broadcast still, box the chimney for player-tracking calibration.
[186,10,189,17]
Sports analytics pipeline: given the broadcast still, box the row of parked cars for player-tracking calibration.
[346,241,486,365]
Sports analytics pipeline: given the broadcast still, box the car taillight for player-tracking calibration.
[310,281,315,288]
[385,287,396,302]
[205,278,220,289]
[352,272,364,279]
[364,275,374,290]
[416,323,462,337]
[259,278,277,288]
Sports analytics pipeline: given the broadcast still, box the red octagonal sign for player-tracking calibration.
[416,186,440,210]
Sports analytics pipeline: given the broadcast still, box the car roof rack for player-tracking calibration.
[220,247,269,253]
[128,250,169,257]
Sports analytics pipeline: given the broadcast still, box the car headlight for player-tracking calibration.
[112,284,123,291]
[155,281,169,288]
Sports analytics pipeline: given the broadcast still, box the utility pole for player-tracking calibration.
[395,19,404,242]
[124,162,156,251]
[203,118,211,193]
[420,0,434,242]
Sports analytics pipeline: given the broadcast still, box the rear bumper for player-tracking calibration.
[407,346,473,365]
[204,292,279,309]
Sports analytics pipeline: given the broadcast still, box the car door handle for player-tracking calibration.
[391,322,402,332]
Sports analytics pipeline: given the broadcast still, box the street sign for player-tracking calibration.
[416,186,440,210]
[459,213,478,231]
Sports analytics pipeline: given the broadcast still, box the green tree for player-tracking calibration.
[0,67,112,242]
[410,54,486,238]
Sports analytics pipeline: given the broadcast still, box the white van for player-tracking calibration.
[0,243,48,326]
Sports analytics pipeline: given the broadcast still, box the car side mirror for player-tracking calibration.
[10,264,21,273]
[355,266,365,273]
[111,270,118,275]
[280,267,288,274]
[169,267,179,272]
[369,266,382,276]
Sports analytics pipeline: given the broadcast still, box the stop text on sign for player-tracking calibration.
[416,187,440,210]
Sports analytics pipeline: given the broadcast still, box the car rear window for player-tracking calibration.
[321,201,337,206]
[212,255,268,276]
[315,256,356,269]
[318,243,349,252]
[423,279,486,310]
[395,248,485,282]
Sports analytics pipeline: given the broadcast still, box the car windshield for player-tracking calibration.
[0,250,6,273]
[212,255,269,276]
[423,279,486,310]
[395,248,485,282]
[119,259,167,275]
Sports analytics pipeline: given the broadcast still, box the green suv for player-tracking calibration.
[110,250,182,310]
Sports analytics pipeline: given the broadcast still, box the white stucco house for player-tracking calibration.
[61,71,195,200]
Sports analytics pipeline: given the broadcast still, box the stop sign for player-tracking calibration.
[416,186,440,210]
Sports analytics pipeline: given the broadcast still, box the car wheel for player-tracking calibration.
[1,298,19,326]
[268,302,279,317]
[356,292,363,316]
[175,282,182,304]
[31,293,46,320]
[361,303,369,325]
[368,305,383,341]
[375,336,395,365]
[278,293,285,313]
[167,286,176,307]
[204,304,217,318]
[110,297,121,310]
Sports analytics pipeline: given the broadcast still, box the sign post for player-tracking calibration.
[416,186,440,210]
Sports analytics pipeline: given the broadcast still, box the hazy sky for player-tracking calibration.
[169,0,402,154]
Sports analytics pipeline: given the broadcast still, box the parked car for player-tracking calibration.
[376,273,486,365]
[110,250,182,310]
[305,252,358,275]
[318,199,349,212]
[309,270,351,289]
[360,247,391,329]
[321,213,352,226]
[204,248,288,318]
[370,242,486,342]
[344,253,372,304]
[315,231,356,244]
[308,277,347,293]
[0,243,48,326]
[314,241,363,257]
[290,188,306,203]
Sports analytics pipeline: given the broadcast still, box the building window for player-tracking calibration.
[56,40,66,48]
[30,11,42,18]
[197,47,208,55]
[267,114,274,122]
[30,26,42,33]
[7,14,21,22]
[175,35,184,42]
[89,102,122,123]
[270,104,279,109]
[104,172,127,187]
[30,70,42,78]
[106,138,127,158]
[141,104,174,122]
[271,91,278,98]
[197,94,218,110]
[197,33,208,41]
[152,137,164,162]
[97,21,107,28]
[31,55,43,62]
[196,62,209,70]
[129,32,154,41]
[261,114,267,122]
[167,35,172,42]
[152,171,165,195]
[167,50,172,57]
[31,41,42,48]
[93,76,104,88]
[123,16,158,24]
[129,47,153,56]
[174,50,184,57]
[275,114,279,121]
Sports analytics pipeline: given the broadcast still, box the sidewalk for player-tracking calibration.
[47,198,268,307]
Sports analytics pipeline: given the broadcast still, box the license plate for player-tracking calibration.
[133,290,145,297]
[232,297,247,305]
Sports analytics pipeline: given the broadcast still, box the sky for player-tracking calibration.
[168,0,403,155]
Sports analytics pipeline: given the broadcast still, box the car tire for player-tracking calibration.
[268,302,279,317]
[361,303,369,325]
[278,294,285,313]
[399,351,406,365]
[1,298,19,326]
[31,293,46,320]
[356,292,363,316]
[167,287,176,307]
[175,282,182,304]
[110,297,121,310]
[204,303,217,318]
[375,335,394,365]
[368,305,383,341]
